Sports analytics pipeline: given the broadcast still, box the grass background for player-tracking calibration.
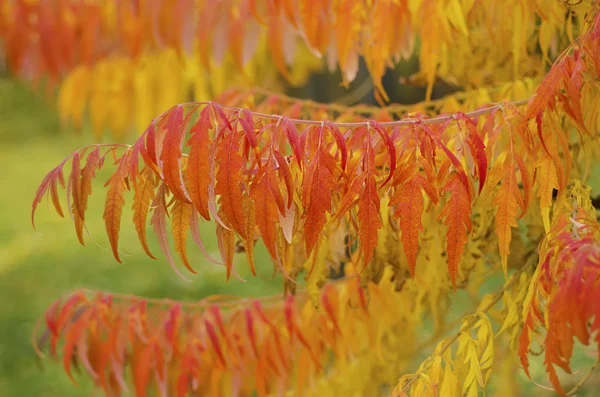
[0,79,280,396]
[0,77,598,396]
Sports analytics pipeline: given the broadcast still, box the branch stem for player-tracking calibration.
[397,257,535,395]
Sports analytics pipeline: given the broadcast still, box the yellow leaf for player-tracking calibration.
[445,0,468,36]
[534,155,559,232]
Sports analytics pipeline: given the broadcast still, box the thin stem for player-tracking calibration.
[334,78,375,106]
[180,98,530,128]
[566,354,600,396]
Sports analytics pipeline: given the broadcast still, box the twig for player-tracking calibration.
[335,78,375,106]
[566,354,600,396]
[179,98,530,128]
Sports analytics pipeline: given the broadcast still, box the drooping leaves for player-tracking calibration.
[103,150,131,263]
[519,182,600,396]
[215,130,247,239]
[31,13,600,290]
[303,148,335,258]
[186,106,213,221]
[5,0,588,119]
[35,269,417,397]
[439,174,472,288]
[132,167,158,259]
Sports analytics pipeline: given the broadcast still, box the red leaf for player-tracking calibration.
[238,109,258,149]
[282,117,303,169]
[205,319,227,367]
[371,121,397,186]
[211,102,233,131]
[145,123,159,172]
[325,121,348,171]
[457,114,487,194]
[420,122,470,193]
[245,308,259,358]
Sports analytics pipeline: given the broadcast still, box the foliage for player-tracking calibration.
[35,267,418,397]
[1,0,590,137]
[12,0,600,396]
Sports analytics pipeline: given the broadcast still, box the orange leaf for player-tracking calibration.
[273,150,294,209]
[215,132,247,239]
[159,105,191,203]
[439,173,472,288]
[494,155,522,273]
[523,64,563,125]
[189,206,223,265]
[216,223,236,281]
[69,152,82,223]
[185,106,212,221]
[51,167,66,219]
[32,166,62,229]
[564,52,588,134]
[251,170,279,262]
[63,308,93,384]
[171,200,195,274]
[303,150,333,256]
[357,151,382,268]
[391,175,425,275]
[133,343,154,397]
[132,167,158,259]
[281,118,303,169]
[242,195,257,275]
[74,148,100,245]
[103,152,130,263]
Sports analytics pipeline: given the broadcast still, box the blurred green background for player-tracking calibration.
[0,78,281,396]
[1,72,599,396]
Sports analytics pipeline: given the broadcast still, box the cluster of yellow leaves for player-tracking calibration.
[35,206,509,397]
[393,314,494,397]
[57,42,322,139]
